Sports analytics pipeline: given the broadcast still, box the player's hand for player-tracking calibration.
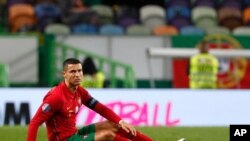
[119,120,137,136]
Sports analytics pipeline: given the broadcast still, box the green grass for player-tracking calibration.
[0,126,229,141]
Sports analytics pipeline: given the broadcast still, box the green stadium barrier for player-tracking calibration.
[0,63,9,87]
[41,34,136,88]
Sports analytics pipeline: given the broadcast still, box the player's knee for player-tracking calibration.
[105,121,120,132]
[102,130,115,140]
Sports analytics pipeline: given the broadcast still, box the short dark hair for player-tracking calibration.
[63,58,81,70]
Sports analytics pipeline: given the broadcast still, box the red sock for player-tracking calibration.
[117,129,153,141]
[113,134,129,141]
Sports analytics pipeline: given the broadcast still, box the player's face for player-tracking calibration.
[63,63,83,86]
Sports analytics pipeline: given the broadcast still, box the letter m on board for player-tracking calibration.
[4,102,30,125]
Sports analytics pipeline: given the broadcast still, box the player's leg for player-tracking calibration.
[93,121,153,141]
[94,130,129,141]
[94,121,119,132]
[77,121,129,141]
[77,121,153,141]
[94,121,129,141]
[68,125,95,141]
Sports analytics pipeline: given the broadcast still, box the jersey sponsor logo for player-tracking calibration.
[42,103,51,112]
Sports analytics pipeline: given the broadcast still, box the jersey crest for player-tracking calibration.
[42,103,51,112]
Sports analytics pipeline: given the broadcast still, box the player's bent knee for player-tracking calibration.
[101,130,115,140]
[103,121,120,131]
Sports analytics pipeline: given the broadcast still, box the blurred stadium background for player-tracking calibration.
[1,0,250,140]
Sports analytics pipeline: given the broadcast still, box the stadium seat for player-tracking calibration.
[99,24,124,35]
[243,7,250,24]
[8,4,36,32]
[169,16,191,30]
[0,63,9,87]
[196,18,218,30]
[167,6,190,22]
[180,26,205,35]
[116,6,139,28]
[232,26,250,35]
[167,6,191,29]
[118,17,138,29]
[205,26,231,34]
[192,6,217,29]
[126,24,152,35]
[140,5,165,29]
[218,7,242,30]
[192,6,217,22]
[71,24,97,34]
[35,3,61,32]
[90,5,113,25]
[153,25,178,36]
[45,23,70,34]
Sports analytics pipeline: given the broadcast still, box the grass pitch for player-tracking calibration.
[0,126,228,141]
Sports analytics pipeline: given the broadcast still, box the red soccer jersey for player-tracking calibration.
[27,82,121,141]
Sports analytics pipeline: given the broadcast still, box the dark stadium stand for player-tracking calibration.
[1,0,250,88]
[1,0,250,35]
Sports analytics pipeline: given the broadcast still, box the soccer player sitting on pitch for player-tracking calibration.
[27,58,153,141]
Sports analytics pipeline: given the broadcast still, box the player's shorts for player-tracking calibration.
[67,124,95,141]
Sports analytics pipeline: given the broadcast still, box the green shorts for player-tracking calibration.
[67,124,95,141]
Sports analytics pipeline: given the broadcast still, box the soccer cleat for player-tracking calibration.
[177,138,186,141]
